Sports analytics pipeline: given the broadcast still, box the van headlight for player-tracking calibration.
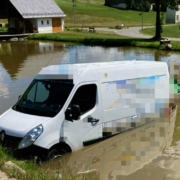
[18,125,43,149]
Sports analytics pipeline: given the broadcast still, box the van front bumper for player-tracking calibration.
[16,145,48,159]
[0,133,48,159]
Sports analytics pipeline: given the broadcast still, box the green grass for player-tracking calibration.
[0,145,96,180]
[0,146,91,180]
[0,27,8,32]
[55,0,156,27]
[0,147,55,180]
[0,19,8,32]
[28,30,180,51]
[140,25,180,38]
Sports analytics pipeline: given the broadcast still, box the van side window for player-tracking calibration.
[69,84,97,116]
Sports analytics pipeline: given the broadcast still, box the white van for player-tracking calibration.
[0,61,170,160]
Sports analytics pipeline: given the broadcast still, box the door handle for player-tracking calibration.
[131,115,138,120]
[88,117,99,123]
[91,119,99,123]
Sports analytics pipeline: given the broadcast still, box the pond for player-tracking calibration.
[0,40,180,114]
[1,40,180,179]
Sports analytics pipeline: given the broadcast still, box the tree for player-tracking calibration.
[154,0,161,40]
[126,0,151,11]
[154,0,180,40]
[126,0,180,40]
[126,0,135,9]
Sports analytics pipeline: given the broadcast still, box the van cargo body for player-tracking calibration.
[0,61,170,160]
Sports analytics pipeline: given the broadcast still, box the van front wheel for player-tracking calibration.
[46,148,67,161]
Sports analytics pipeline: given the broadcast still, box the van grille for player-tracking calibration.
[0,134,22,150]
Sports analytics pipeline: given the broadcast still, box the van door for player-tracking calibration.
[101,80,141,136]
[62,83,102,150]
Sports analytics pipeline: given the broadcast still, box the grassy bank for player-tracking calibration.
[28,30,180,51]
[0,146,90,180]
[55,0,156,27]
[0,148,55,180]
[140,25,180,38]
[0,1,157,28]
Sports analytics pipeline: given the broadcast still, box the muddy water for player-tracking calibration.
[44,106,178,180]
[1,41,180,180]
[1,41,180,114]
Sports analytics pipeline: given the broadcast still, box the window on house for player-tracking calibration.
[68,84,97,116]
[177,15,179,21]
[41,20,44,25]
[47,20,49,25]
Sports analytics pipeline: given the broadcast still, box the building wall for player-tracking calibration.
[9,18,15,28]
[37,18,53,33]
[61,18,64,31]
[166,7,176,23]
[9,18,23,28]
[29,19,38,29]
[112,3,127,9]
[175,10,180,23]
[9,18,24,33]
[9,17,64,33]
[52,18,61,32]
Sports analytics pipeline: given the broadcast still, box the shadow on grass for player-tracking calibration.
[28,32,180,51]
[80,38,160,49]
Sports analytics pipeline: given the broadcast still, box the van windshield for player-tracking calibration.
[12,79,74,117]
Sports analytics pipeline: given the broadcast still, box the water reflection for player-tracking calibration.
[0,41,67,113]
[0,41,180,80]
[43,106,177,180]
[0,41,65,79]
[154,50,172,62]
[0,41,180,179]
[1,41,180,114]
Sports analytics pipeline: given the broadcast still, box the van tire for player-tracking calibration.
[45,147,67,161]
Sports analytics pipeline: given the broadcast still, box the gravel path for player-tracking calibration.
[96,26,180,41]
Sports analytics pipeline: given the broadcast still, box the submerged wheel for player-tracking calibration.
[45,148,67,161]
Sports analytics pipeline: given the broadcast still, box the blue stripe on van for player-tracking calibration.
[59,65,69,75]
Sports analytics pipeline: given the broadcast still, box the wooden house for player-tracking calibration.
[0,0,66,34]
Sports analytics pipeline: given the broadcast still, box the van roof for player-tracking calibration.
[35,61,169,84]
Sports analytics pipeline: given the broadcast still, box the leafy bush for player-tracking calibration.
[143,1,151,12]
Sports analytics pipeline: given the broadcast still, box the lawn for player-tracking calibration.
[29,29,180,51]
[55,0,156,27]
[140,25,180,38]
[0,19,7,25]
[0,19,8,32]
[28,30,158,47]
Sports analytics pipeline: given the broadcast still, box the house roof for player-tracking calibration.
[9,0,66,19]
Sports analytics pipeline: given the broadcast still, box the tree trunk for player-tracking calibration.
[154,0,161,40]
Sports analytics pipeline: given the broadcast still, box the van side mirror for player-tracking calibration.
[65,108,73,121]
[65,105,81,121]
[71,105,81,120]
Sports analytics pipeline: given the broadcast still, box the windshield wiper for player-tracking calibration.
[15,103,25,113]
